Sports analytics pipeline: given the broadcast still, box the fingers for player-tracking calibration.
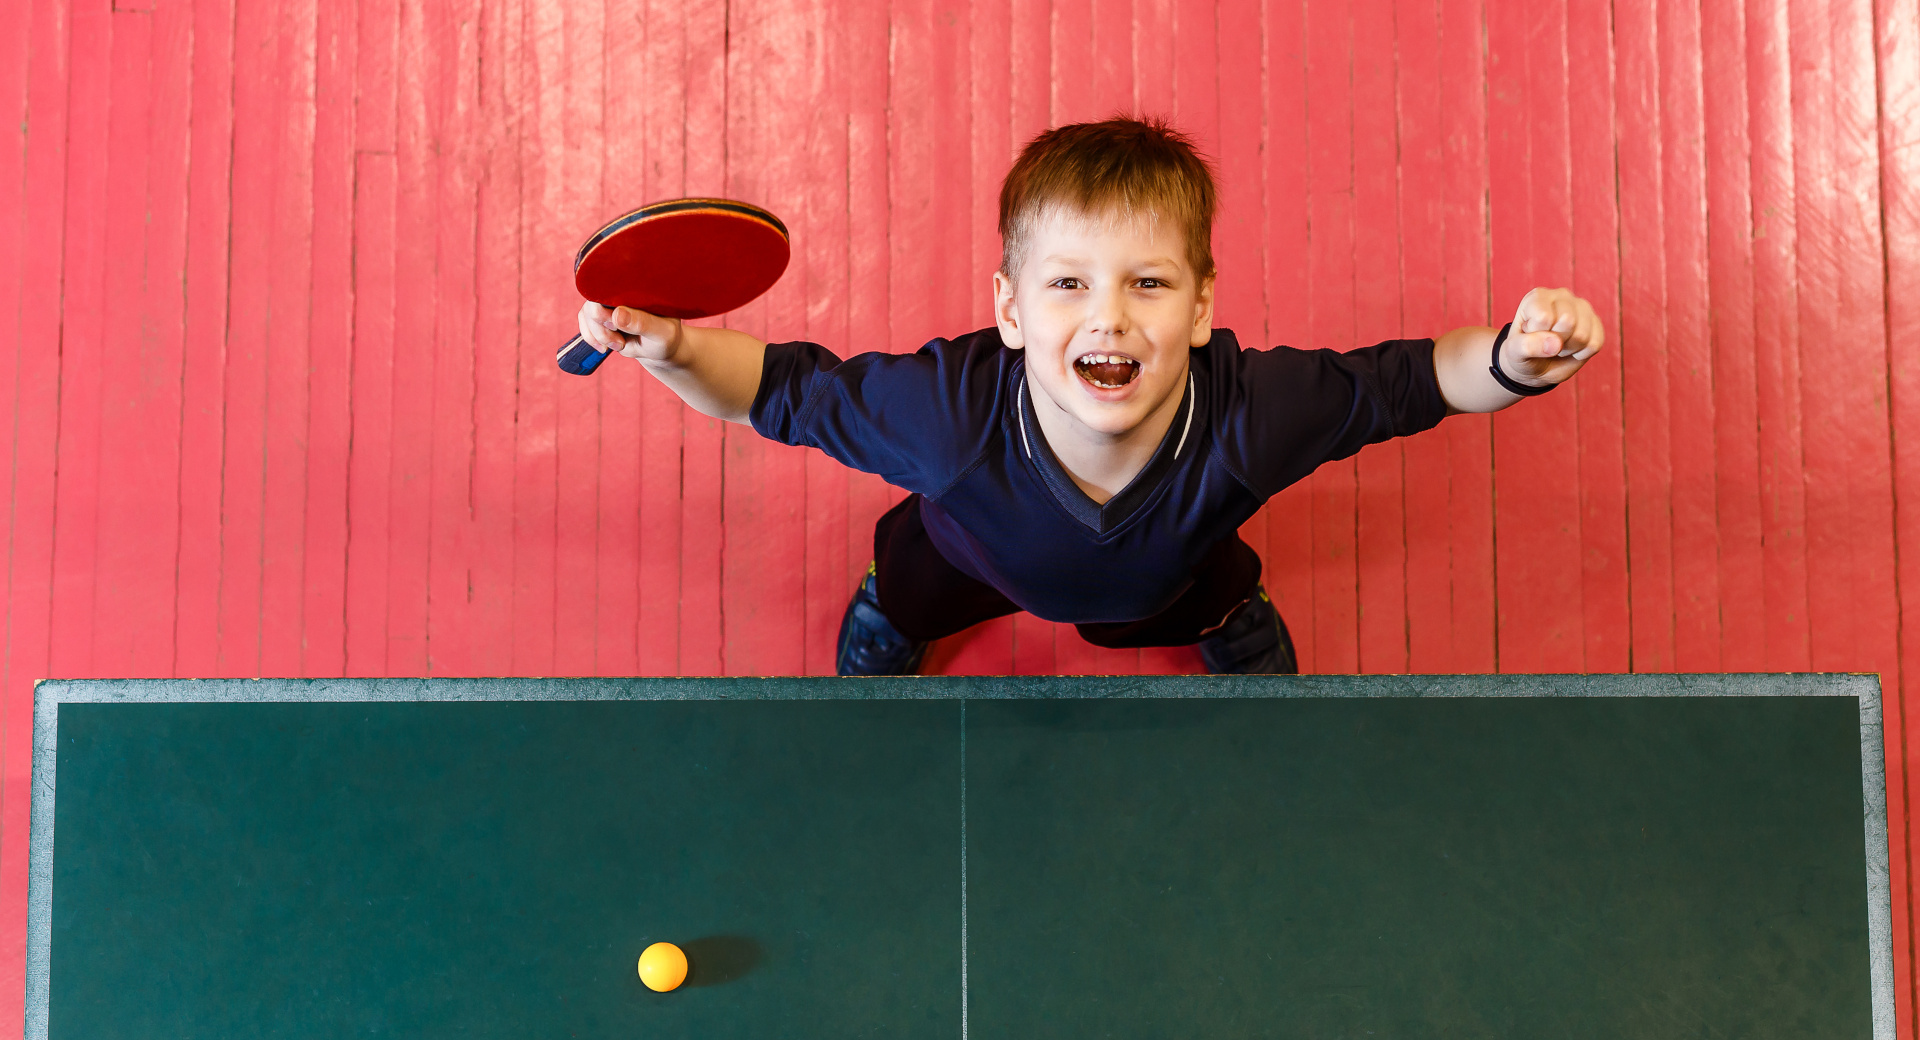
[607,306,661,336]
[577,301,622,354]
[1515,287,1606,361]
[1570,303,1606,361]
[1515,329,1565,359]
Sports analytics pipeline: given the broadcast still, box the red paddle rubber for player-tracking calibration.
[559,198,789,376]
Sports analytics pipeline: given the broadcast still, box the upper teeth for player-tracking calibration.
[1080,354,1134,365]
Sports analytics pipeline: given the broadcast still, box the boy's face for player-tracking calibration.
[993,207,1214,443]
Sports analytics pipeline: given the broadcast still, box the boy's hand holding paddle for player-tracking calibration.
[576,302,684,365]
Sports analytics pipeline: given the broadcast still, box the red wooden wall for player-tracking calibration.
[6,0,1920,1028]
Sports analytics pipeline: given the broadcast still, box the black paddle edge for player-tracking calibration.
[573,198,789,272]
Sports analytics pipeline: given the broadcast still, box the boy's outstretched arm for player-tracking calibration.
[1431,287,1605,414]
[576,302,768,424]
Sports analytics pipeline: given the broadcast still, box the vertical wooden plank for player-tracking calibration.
[797,0,851,677]
[1263,0,1316,670]
[0,0,28,652]
[343,0,397,676]
[1615,0,1676,671]
[676,0,727,673]
[1828,0,1905,973]
[1172,0,1218,234]
[1049,627,1108,676]
[469,0,524,676]
[1217,0,1265,677]
[0,0,73,1015]
[45,4,115,684]
[344,149,396,676]
[1700,0,1764,672]
[844,0,895,673]
[1305,0,1358,674]
[90,7,180,679]
[888,0,936,352]
[1135,0,1175,115]
[1010,0,1050,141]
[1566,0,1630,673]
[135,0,192,677]
[1138,644,1203,673]
[426,0,481,676]
[1660,0,1722,671]
[944,617,1017,675]
[1351,0,1406,673]
[1091,0,1129,111]
[1745,0,1809,671]
[550,0,605,677]
[897,0,1001,672]
[1790,0,1844,676]
[255,0,320,678]
[973,0,1013,320]
[939,0,1013,676]
[940,0,1008,677]
[634,0,685,674]
[1829,0,1898,677]
[1794,0,1897,684]
[509,0,564,674]
[888,0,934,690]
[1007,1,1048,675]
[215,0,283,675]
[300,0,358,676]
[1010,614,1058,674]
[174,0,236,678]
[1490,0,1587,674]
[1397,0,1455,673]
[1878,0,1920,1020]
[1437,0,1495,672]
[1524,0,1586,672]
[381,0,440,676]
[0,0,35,891]
[721,0,811,677]
[1829,0,1908,1008]
[1053,0,1093,123]
[593,0,645,678]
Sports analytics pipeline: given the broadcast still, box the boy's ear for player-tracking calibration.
[993,269,1024,350]
[1191,273,1216,348]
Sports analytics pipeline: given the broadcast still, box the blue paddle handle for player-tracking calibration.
[557,333,611,376]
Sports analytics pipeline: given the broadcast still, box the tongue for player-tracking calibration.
[1078,361,1137,387]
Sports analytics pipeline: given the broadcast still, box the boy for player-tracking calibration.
[575,118,1604,676]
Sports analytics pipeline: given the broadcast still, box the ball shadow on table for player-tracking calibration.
[682,935,763,987]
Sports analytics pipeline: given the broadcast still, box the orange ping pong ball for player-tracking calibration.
[638,942,688,992]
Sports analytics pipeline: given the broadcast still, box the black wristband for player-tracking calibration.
[1489,322,1554,397]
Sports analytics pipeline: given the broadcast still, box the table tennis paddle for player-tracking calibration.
[557,197,791,375]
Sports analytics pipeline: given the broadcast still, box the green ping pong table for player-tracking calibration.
[28,674,1893,1038]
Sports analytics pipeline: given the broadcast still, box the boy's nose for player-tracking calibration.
[1085,289,1130,335]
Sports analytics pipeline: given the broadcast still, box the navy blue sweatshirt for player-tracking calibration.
[751,327,1446,624]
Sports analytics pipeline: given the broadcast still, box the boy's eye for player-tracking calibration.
[1137,278,1165,289]
[1049,277,1085,290]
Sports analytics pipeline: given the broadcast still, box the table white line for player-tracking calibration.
[960,699,969,1040]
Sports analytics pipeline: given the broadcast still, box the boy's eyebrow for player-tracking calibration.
[1036,254,1183,269]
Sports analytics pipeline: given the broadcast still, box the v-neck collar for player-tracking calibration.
[1014,367,1198,535]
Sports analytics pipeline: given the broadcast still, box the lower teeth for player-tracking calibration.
[1078,363,1137,389]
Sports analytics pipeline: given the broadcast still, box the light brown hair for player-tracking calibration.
[998,116,1219,279]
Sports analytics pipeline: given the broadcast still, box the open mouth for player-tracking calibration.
[1073,353,1142,390]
